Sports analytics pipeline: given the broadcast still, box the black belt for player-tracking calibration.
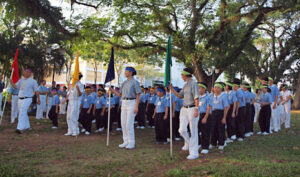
[12,94,18,96]
[123,98,135,100]
[19,97,32,100]
[183,105,195,108]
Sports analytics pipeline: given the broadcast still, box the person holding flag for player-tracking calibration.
[110,66,141,149]
[65,52,84,137]
[170,67,200,160]
[10,69,40,134]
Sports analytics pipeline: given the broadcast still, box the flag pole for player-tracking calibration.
[0,68,14,126]
[106,82,112,146]
[169,68,173,159]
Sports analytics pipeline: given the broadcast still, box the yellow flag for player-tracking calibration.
[72,51,79,88]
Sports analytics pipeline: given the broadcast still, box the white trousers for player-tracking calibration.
[277,104,285,127]
[36,95,46,119]
[0,93,2,116]
[66,99,80,135]
[11,95,18,123]
[179,107,199,156]
[270,102,280,132]
[59,97,66,114]
[17,98,32,130]
[282,102,291,128]
[46,97,53,119]
[121,100,136,146]
[254,103,261,123]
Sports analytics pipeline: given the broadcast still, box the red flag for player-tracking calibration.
[11,48,19,84]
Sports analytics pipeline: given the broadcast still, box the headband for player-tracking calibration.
[268,77,273,81]
[282,85,287,89]
[198,83,207,89]
[261,85,268,88]
[125,67,136,73]
[181,70,192,76]
[226,82,233,87]
[214,83,224,89]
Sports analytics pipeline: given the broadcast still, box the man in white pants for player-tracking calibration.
[0,75,5,116]
[9,86,19,123]
[46,81,56,119]
[170,67,200,160]
[281,84,291,128]
[10,69,40,134]
[111,67,141,150]
[268,77,280,133]
[65,73,84,136]
[36,80,48,119]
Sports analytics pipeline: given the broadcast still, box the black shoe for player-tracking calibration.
[16,129,22,134]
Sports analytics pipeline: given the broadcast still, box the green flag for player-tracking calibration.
[164,35,172,87]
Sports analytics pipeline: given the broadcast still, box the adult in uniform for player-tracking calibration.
[10,69,40,134]
[110,67,141,150]
[170,67,200,160]
[65,73,84,136]
[36,80,48,119]
[281,84,291,129]
[10,86,19,123]
[268,77,280,133]
[0,75,5,116]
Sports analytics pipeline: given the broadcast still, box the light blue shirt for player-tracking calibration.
[38,85,48,93]
[249,92,255,104]
[95,96,106,109]
[113,94,120,105]
[81,95,93,109]
[155,96,168,113]
[227,90,237,105]
[139,93,148,103]
[165,93,175,107]
[120,78,141,99]
[175,96,183,112]
[244,91,252,104]
[199,93,210,113]
[105,96,116,108]
[148,94,157,104]
[269,85,280,102]
[260,92,272,104]
[236,88,246,107]
[209,92,229,111]
[51,95,60,106]
[10,86,19,95]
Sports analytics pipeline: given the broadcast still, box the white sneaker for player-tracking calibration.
[167,138,170,142]
[201,149,209,154]
[250,132,254,136]
[99,128,104,132]
[175,138,181,141]
[257,131,262,135]
[81,129,86,133]
[116,128,122,131]
[92,120,96,123]
[51,126,58,129]
[237,138,243,142]
[119,143,128,148]
[209,145,216,149]
[151,126,155,129]
[85,131,90,135]
[140,126,145,129]
[218,146,224,150]
[134,121,138,124]
[186,154,199,160]
[225,139,233,143]
[126,145,135,149]
[64,133,72,136]
[182,145,189,151]
[136,126,140,129]
[263,132,269,135]
[245,133,251,137]
[231,135,237,140]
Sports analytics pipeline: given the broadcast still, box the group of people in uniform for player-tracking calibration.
[7,66,292,160]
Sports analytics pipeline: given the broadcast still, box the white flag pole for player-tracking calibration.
[169,68,173,159]
[106,82,112,146]
[0,68,14,126]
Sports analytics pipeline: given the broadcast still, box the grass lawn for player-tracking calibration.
[0,112,300,177]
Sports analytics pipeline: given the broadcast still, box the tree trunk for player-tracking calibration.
[292,71,300,109]
[94,60,98,84]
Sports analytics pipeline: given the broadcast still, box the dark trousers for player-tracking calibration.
[137,103,146,126]
[226,105,236,139]
[147,104,155,126]
[79,108,92,133]
[199,113,210,149]
[250,104,255,132]
[95,109,104,129]
[245,103,252,134]
[112,104,119,122]
[236,107,246,139]
[210,110,225,146]
[258,105,271,133]
[164,107,170,139]
[104,109,113,131]
[155,113,167,142]
[173,111,180,138]
[48,106,58,127]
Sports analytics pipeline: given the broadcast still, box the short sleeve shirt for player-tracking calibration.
[178,79,199,106]
[120,78,141,99]
[16,78,38,97]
